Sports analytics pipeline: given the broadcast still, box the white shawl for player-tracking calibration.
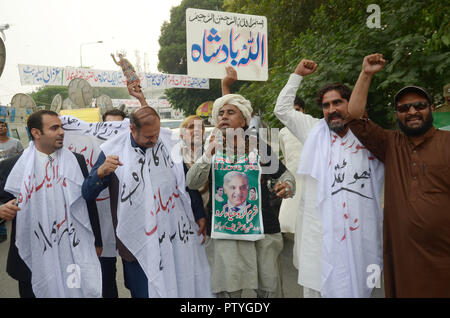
[101,128,212,297]
[5,142,102,297]
[60,115,131,258]
[298,119,384,298]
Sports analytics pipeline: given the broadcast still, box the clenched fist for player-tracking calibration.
[294,59,318,76]
[127,81,147,106]
[98,155,123,179]
[362,53,386,75]
[0,199,20,221]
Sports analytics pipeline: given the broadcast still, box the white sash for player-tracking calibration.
[101,128,212,297]
[5,142,102,297]
[61,115,131,258]
[298,119,384,298]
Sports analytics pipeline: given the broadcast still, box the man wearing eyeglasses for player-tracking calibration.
[274,60,385,298]
[347,53,450,297]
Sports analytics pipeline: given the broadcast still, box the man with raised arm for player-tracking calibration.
[347,53,450,297]
[274,59,385,298]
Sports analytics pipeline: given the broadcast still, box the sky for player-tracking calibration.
[0,0,183,105]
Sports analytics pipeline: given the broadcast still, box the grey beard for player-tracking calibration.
[327,121,345,133]
[326,112,345,133]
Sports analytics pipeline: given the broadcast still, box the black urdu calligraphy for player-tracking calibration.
[331,159,373,199]
[120,154,146,205]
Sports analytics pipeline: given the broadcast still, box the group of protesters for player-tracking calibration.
[0,53,449,298]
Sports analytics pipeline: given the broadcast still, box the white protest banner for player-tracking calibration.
[186,8,268,81]
[111,99,172,109]
[60,116,212,297]
[18,64,210,89]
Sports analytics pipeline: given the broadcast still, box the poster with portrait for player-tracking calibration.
[211,151,264,241]
[186,8,268,81]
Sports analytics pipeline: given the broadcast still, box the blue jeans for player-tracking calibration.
[100,257,118,298]
[122,259,148,298]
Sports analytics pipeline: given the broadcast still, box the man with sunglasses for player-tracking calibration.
[347,53,450,297]
[274,60,385,298]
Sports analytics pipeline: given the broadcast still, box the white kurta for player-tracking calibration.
[274,74,384,297]
[278,127,303,234]
[298,120,384,298]
[274,74,321,291]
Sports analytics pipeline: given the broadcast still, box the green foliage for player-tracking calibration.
[158,0,225,116]
[224,0,326,69]
[228,0,450,129]
[30,86,68,109]
[158,0,449,125]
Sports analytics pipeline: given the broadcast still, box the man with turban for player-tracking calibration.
[186,77,296,298]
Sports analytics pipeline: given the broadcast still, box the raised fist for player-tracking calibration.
[362,53,386,75]
[294,59,318,76]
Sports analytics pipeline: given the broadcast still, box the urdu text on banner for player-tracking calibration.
[186,8,268,81]
[18,64,209,89]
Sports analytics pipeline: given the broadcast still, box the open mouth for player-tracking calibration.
[406,116,423,126]
[328,113,343,122]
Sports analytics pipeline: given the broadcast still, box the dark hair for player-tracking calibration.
[294,97,305,109]
[27,110,59,140]
[316,83,352,107]
[102,108,127,121]
[0,120,7,128]
[129,106,159,132]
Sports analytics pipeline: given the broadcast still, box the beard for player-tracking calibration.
[326,112,345,133]
[397,110,434,137]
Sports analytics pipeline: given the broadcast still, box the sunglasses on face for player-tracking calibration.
[396,101,429,113]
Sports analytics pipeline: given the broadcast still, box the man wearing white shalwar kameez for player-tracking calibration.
[274,59,385,298]
[278,99,305,236]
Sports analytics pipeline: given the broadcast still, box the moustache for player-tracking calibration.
[406,115,422,121]
[327,112,344,121]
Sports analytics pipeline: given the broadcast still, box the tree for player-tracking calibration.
[157,0,225,116]
[226,0,449,128]
[223,0,326,69]
[157,0,449,123]
[30,86,68,109]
